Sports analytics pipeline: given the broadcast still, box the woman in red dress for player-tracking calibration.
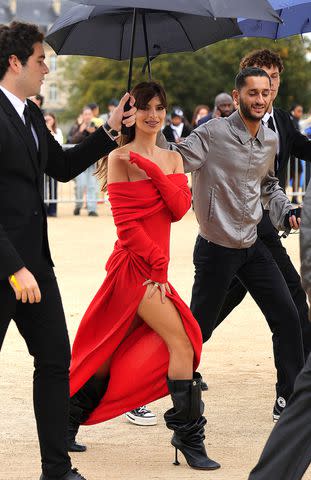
[67,82,220,471]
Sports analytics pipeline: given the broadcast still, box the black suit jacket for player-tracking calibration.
[162,124,192,143]
[274,107,311,189]
[0,90,117,280]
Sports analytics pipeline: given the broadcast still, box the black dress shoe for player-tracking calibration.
[40,468,87,480]
[201,381,208,391]
[68,439,87,452]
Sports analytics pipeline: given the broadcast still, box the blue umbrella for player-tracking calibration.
[239,0,311,38]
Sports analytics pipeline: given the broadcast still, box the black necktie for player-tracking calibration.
[267,115,278,174]
[267,115,276,132]
[23,105,37,152]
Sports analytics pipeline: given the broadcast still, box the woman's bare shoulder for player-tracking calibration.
[108,143,131,159]
[158,148,184,173]
[108,145,131,183]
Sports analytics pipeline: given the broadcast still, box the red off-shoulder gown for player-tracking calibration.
[70,152,202,425]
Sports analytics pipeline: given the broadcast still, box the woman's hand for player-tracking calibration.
[129,152,161,178]
[143,279,172,304]
[117,152,131,163]
[116,152,149,172]
[116,152,162,179]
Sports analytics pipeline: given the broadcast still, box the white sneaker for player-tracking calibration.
[125,406,157,426]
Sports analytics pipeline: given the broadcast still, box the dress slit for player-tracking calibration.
[69,169,203,425]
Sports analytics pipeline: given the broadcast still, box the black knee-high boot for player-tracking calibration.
[68,375,109,452]
[164,372,220,470]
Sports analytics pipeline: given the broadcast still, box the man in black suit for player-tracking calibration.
[215,49,311,422]
[248,179,311,480]
[0,21,134,480]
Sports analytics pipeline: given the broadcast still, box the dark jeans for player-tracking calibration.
[217,211,311,361]
[0,262,71,478]
[190,235,304,401]
[249,352,311,480]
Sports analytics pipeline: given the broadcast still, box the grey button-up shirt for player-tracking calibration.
[162,110,292,249]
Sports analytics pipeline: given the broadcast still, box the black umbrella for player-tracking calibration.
[46,4,276,91]
[71,0,281,22]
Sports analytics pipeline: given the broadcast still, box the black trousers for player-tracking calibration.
[0,262,71,478]
[190,236,304,401]
[217,211,311,360]
[46,176,58,216]
[248,352,311,480]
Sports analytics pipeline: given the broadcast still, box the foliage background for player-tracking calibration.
[59,36,311,122]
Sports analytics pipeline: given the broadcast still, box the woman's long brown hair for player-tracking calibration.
[96,81,167,192]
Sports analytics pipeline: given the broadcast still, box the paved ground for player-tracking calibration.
[0,202,310,480]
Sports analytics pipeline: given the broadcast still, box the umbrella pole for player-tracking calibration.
[142,12,152,81]
[128,8,137,92]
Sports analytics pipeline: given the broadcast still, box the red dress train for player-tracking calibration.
[70,152,202,425]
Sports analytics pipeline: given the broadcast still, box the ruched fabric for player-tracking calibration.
[70,152,202,425]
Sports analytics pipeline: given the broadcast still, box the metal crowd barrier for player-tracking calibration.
[286,158,310,203]
[43,144,107,207]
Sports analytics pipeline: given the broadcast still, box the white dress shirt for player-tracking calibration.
[171,122,184,141]
[262,108,280,155]
[0,85,39,148]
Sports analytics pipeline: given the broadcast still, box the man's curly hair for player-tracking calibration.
[240,49,284,73]
[0,22,44,80]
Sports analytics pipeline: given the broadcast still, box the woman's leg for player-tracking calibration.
[137,286,194,379]
[137,286,219,470]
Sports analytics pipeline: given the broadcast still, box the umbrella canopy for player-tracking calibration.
[239,0,311,38]
[72,0,281,22]
[46,5,242,61]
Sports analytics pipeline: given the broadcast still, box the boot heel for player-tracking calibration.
[165,375,221,471]
[173,447,180,466]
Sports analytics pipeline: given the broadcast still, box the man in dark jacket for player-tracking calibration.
[162,107,192,143]
[216,49,311,422]
[248,178,311,480]
[198,92,234,125]
[0,21,134,480]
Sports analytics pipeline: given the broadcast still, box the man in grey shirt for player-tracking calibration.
[166,67,304,417]
[247,179,311,480]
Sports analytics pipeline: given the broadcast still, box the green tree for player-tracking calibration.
[61,36,311,122]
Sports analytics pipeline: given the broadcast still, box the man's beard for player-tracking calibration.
[220,110,233,118]
[239,98,266,121]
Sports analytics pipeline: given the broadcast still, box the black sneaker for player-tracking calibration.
[125,406,157,426]
[73,207,80,216]
[40,468,86,480]
[273,396,287,422]
[88,211,98,217]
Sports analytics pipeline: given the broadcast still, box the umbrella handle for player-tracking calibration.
[127,8,138,92]
[121,99,132,136]
[142,12,151,81]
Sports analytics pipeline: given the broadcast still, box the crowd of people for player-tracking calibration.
[1,20,311,480]
[40,80,310,220]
